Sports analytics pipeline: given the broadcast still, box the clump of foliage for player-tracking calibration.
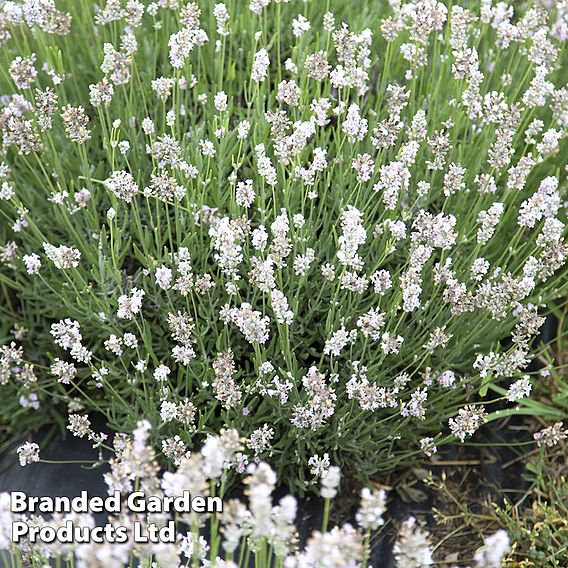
[0,0,567,492]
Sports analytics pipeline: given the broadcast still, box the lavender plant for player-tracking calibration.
[0,0,567,491]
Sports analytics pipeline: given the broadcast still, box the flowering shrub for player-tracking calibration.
[0,0,567,491]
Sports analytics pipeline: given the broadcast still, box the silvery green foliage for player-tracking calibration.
[0,0,566,491]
